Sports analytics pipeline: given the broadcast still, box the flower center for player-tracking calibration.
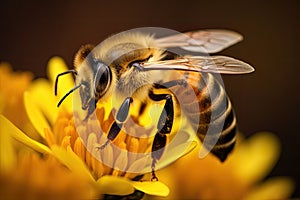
[47,103,154,180]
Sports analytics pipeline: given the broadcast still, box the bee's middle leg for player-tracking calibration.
[149,90,174,181]
[97,97,133,149]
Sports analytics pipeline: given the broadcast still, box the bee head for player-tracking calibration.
[55,44,113,118]
[75,45,112,112]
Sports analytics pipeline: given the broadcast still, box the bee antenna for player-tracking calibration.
[55,70,78,96]
[57,83,82,107]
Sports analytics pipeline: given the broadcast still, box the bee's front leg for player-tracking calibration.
[149,90,174,181]
[97,97,133,149]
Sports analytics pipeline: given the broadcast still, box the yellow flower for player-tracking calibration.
[0,115,97,200]
[153,132,295,199]
[0,63,36,134]
[2,57,200,198]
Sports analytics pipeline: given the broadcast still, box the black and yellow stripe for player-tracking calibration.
[172,71,237,162]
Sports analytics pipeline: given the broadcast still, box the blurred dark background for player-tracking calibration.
[0,0,299,197]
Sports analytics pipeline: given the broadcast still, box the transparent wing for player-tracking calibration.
[142,56,254,74]
[155,29,243,54]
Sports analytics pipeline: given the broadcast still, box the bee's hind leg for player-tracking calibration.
[97,97,133,150]
[149,90,174,181]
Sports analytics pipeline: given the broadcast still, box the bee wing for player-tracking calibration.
[155,29,243,54]
[143,56,254,74]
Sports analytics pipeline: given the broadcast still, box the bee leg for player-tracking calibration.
[151,133,167,181]
[149,91,174,181]
[97,97,133,150]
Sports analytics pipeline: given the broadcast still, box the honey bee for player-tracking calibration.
[55,28,254,180]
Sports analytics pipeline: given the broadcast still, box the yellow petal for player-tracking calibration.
[51,145,94,182]
[47,57,74,112]
[24,92,51,138]
[243,177,295,200]
[0,93,4,113]
[125,156,149,175]
[44,128,56,146]
[180,140,197,158]
[0,115,51,154]
[0,115,16,172]
[47,57,74,86]
[28,78,58,125]
[156,129,197,170]
[233,132,280,184]
[132,181,170,197]
[95,176,135,195]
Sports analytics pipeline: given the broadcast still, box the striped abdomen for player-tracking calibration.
[171,71,237,162]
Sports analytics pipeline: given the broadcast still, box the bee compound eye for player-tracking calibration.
[94,63,111,97]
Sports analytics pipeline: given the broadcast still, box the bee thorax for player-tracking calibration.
[116,71,152,100]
